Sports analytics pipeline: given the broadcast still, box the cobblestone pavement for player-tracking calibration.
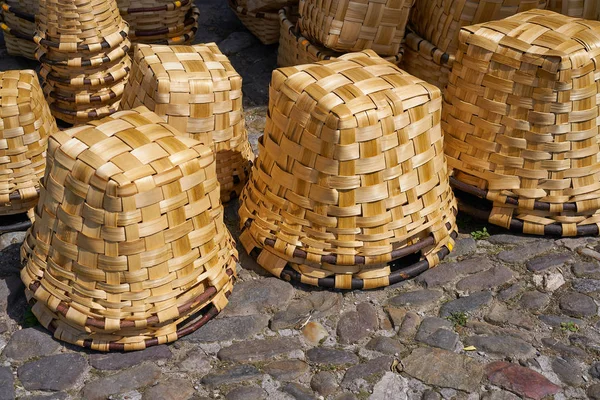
[2,1,600,399]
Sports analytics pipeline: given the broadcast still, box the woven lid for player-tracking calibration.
[21,106,237,351]
[0,70,56,215]
[122,43,254,202]
[443,10,600,236]
[239,50,457,289]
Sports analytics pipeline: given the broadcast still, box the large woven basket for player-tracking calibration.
[122,43,255,203]
[547,0,599,18]
[277,8,403,68]
[0,70,56,217]
[443,10,600,237]
[21,106,237,351]
[399,31,453,89]
[229,0,280,45]
[409,0,548,56]
[0,1,37,59]
[239,51,458,290]
[297,0,413,56]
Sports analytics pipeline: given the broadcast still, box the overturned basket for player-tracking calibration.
[444,10,600,237]
[277,8,403,68]
[239,51,457,290]
[21,107,238,351]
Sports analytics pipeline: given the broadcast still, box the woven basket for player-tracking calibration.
[118,0,192,33]
[0,1,36,59]
[0,70,56,216]
[443,10,600,237]
[229,0,280,45]
[122,43,254,203]
[298,0,413,56]
[409,0,548,56]
[128,5,199,45]
[547,0,599,18]
[239,50,458,290]
[20,106,238,351]
[400,31,453,90]
[277,8,403,68]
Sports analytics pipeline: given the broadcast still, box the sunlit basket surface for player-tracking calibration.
[443,10,600,237]
[239,50,457,290]
[21,106,238,351]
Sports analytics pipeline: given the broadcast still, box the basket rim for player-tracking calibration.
[129,6,198,37]
[404,29,453,66]
[0,2,35,22]
[120,0,190,14]
[228,0,279,20]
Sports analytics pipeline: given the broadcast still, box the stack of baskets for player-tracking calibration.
[404,0,548,88]
[117,0,200,47]
[546,0,599,18]
[0,0,37,59]
[35,0,131,124]
[277,0,411,67]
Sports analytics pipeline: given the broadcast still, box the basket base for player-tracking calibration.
[451,177,600,237]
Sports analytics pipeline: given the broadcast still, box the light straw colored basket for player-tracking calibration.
[0,1,36,59]
[127,5,199,45]
[443,10,600,237]
[298,0,413,56]
[277,8,403,68]
[122,43,254,203]
[0,70,56,216]
[21,106,238,351]
[228,0,280,45]
[547,0,599,18]
[239,50,458,290]
[400,30,453,89]
[117,0,192,33]
[409,0,548,56]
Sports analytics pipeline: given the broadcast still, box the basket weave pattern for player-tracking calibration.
[443,10,600,236]
[122,44,255,202]
[21,107,237,351]
[400,31,453,89]
[0,70,57,215]
[546,0,599,18]
[239,51,457,289]
[229,0,281,45]
[0,0,37,59]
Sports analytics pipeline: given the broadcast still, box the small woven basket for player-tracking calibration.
[21,106,238,351]
[547,0,599,18]
[229,0,280,45]
[409,0,548,56]
[400,31,453,89]
[0,1,36,59]
[297,0,413,56]
[443,10,600,237]
[239,50,458,290]
[277,8,403,68]
[0,70,57,217]
[122,43,255,203]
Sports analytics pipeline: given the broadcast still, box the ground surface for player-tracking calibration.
[1,1,600,399]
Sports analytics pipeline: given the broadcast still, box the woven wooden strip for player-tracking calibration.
[239,50,457,289]
[122,43,254,203]
[127,5,199,43]
[410,0,547,56]
[547,0,599,18]
[443,9,600,237]
[21,106,238,351]
[229,0,281,45]
[117,0,192,33]
[0,70,57,216]
[0,1,36,59]
[298,0,412,56]
[399,30,453,90]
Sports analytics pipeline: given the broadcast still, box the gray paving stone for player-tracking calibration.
[222,278,294,317]
[388,289,443,308]
[487,234,538,245]
[365,336,406,355]
[464,335,535,359]
[422,328,459,351]
[403,347,483,392]
[526,253,572,272]
[2,328,61,361]
[201,365,261,387]
[454,256,496,275]
[271,291,342,330]
[335,394,357,400]
[439,291,493,317]
[572,278,600,293]
[446,237,476,259]
[20,394,68,400]
[422,390,442,400]
[590,361,600,379]
[81,364,162,400]
[337,303,378,344]
[90,345,172,370]
[497,241,555,263]
[397,312,420,342]
[415,317,452,342]
[588,384,600,400]
[485,303,536,330]
[456,265,513,292]
[541,337,588,358]
[225,386,267,400]
[263,360,309,381]
[341,356,393,390]
[497,283,523,301]
[306,348,358,366]
[282,383,316,400]
[18,353,88,391]
[480,391,520,400]
[142,378,195,400]
[559,292,597,317]
[538,315,585,328]
[311,371,338,396]
[572,261,600,278]
[369,372,409,400]
[551,357,584,387]
[519,291,550,312]
[385,307,406,329]
[177,351,212,375]
[185,314,269,342]
[0,366,14,400]
[217,337,302,362]
[415,263,456,287]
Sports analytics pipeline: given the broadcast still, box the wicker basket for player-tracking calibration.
[409,0,548,56]
[20,106,238,351]
[239,50,458,290]
[443,10,600,237]
[547,0,599,18]
[128,5,199,45]
[229,0,280,45]
[118,0,192,32]
[399,31,453,90]
[297,0,412,56]
[277,8,403,68]
[0,1,36,59]
[122,43,254,203]
[0,70,56,217]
